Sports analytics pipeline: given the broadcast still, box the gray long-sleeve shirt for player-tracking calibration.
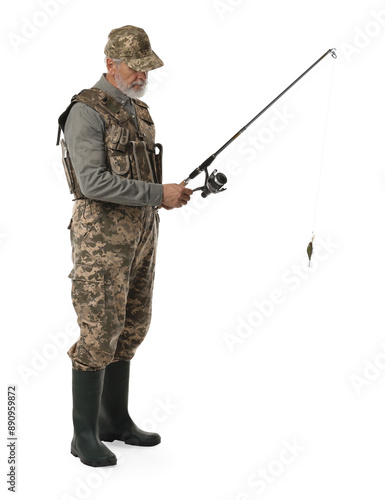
[64,74,163,206]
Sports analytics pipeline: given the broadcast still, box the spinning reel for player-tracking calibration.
[198,169,228,198]
[181,154,227,198]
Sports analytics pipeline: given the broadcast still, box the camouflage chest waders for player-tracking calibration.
[58,88,163,371]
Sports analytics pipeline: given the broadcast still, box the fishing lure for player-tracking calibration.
[307,234,315,267]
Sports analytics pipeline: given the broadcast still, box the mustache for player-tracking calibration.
[131,79,147,87]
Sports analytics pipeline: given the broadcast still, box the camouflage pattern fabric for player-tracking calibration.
[67,198,159,371]
[104,25,164,72]
[58,88,162,188]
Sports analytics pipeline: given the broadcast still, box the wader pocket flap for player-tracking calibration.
[107,125,130,152]
[68,264,105,282]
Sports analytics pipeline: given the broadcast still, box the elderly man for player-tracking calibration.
[57,25,193,467]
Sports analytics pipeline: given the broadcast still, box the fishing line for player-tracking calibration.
[307,58,336,267]
[311,60,336,234]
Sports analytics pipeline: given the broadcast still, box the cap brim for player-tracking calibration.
[124,50,164,72]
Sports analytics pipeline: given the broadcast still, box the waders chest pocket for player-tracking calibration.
[109,155,132,176]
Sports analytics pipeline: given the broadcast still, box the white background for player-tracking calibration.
[2,0,385,498]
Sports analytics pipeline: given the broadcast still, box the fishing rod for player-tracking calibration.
[181,48,337,198]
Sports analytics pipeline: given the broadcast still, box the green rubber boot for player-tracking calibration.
[99,360,161,446]
[71,368,117,467]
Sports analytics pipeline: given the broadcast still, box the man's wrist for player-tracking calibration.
[149,183,164,206]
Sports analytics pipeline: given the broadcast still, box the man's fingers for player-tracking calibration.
[162,183,194,209]
[161,203,174,210]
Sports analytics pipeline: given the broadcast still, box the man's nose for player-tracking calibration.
[136,71,147,80]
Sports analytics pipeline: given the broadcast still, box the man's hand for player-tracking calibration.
[161,183,194,209]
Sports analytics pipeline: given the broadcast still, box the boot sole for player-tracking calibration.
[71,448,117,467]
[100,434,161,446]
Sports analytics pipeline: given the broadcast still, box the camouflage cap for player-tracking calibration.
[104,25,164,72]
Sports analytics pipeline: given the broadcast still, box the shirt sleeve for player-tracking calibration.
[64,103,163,206]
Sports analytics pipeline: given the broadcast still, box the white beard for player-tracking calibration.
[114,70,147,98]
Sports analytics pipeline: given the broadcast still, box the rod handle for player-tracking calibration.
[157,180,188,209]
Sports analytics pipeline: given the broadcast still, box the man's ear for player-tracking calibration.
[106,57,115,75]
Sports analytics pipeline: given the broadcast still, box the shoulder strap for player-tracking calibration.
[56,88,130,145]
[56,98,78,145]
[76,88,131,123]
